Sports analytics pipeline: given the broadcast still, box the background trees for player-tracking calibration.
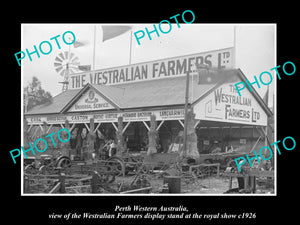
[24,76,52,112]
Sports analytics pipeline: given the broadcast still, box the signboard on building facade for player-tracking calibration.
[68,89,115,112]
[68,47,234,89]
[25,109,185,125]
[194,82,268,126]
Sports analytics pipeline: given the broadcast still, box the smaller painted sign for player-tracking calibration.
[194,83,268,126]
[68,90,115,112]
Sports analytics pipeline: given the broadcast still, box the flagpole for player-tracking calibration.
[182,71,190,158]
[233,25,236,68]
[129,31,133,64]
[266,85,270,108]
[93,25,96,70]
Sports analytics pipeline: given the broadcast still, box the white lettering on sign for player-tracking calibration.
[194,83,267,126]
[68,90,114,112]
[25,109,186,125]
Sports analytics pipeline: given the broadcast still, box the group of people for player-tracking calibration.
[100,139,118,159]
[70,127,120,160]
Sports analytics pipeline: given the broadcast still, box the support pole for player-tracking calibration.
[27,124,33,132]
[178,120,184,128]
[69,123,75,132]
[61,120,70,157]
[39,124,44,133]
[156,120,164,131]
[129,31,133,65]
[122,122,131,133]
[59,173,66,193]
[142,121,150,131]
[185,109,199,159]
[111,122,118,131]
[93,25,96,70]
[91,171,99,193]
[147,115,157,155]
[85,118,96,164]
[194,120,200,129]
[94,123,101,132]
[182,71,190,157]
[23,118,29,147]
[84,123,90,132]
[116,116,125,155]
[46,124,53,134]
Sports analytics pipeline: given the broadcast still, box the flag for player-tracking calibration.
[263,86,269,106]
[102,25,131,42]
[73,40,89,48]
[196,64,238,85]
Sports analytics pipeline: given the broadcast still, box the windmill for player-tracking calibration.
[54,51,80,92]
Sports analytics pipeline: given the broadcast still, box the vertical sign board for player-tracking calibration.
[68,48,234,89]
[194,83,268,126]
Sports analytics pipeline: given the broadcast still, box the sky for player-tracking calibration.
[22,23,275,107]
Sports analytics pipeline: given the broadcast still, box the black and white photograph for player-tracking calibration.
[21,23,276,195]
[3,5,298,225]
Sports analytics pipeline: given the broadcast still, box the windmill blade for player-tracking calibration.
[72,56,79,62]
[60,69,66,76]
[71,57,79,62]
[69,52,75,60]
[69,68,75,74]
[59,52,65,60]
[54,52,80,79]
[55,66,63,73]
[71,57,80,66]
[69,65,80,72]
[54,62,62,67]
[71,61,80,66]
[55,56,63,63]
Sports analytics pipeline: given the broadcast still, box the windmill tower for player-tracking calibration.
[54,51,80,92]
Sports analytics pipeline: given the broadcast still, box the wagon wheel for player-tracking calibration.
[39,165,53,175]
[226,159,239,172]
[53,157,72,173]
[25,164,38,175]
[57,157,72,170]
[105,157,125,176]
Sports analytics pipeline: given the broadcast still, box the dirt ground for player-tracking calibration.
[114,173,274,194]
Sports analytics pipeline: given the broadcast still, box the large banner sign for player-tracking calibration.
[68,47,234,89]
[194,83,268,126]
